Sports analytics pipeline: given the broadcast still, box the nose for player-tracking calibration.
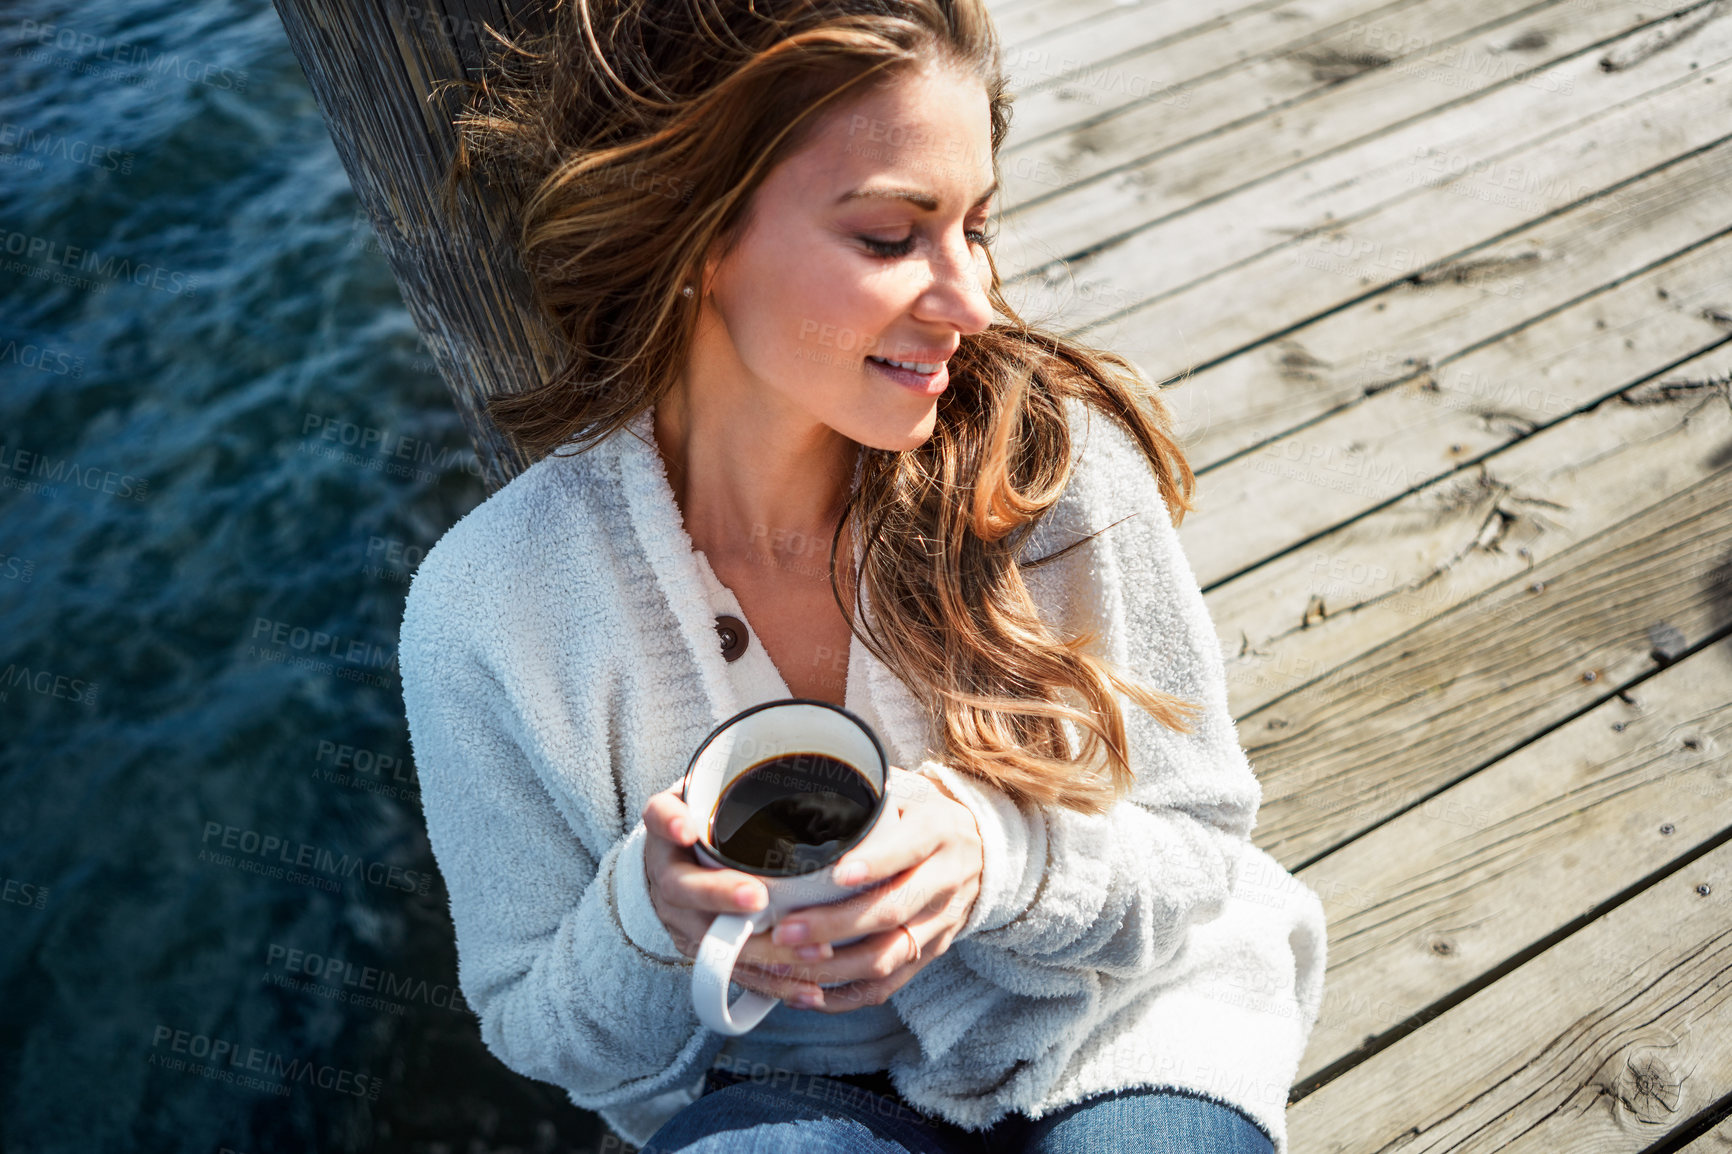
[910,225,995,338]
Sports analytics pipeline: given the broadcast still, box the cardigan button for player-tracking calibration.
[715,615,749,662]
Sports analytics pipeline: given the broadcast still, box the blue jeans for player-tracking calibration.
[640,1066,1277,1153]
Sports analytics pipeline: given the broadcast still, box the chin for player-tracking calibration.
[846,407,938,454]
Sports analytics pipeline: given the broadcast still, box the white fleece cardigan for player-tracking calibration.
[398,397,1328,1152]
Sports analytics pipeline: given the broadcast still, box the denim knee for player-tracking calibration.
[643,1079,938,1154]
[1020,1086,1276,1154]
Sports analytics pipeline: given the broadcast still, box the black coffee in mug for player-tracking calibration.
[710,751,879,875]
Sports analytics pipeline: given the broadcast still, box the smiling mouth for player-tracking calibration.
[866,354,945,373]
[865,353,949,396]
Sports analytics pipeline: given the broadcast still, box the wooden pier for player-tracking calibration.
[275,0,1732,1147]
[986,0,1732,1148]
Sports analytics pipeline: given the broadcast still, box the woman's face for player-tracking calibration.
[693,61,998,451]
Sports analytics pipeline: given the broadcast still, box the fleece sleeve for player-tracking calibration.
[912,399,1261,989]
[399,573,715,1111]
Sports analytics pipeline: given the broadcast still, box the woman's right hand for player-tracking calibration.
[642,782,832,1007]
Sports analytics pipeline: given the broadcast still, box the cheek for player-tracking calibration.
[723,230,906,371]
[777,273,897,366]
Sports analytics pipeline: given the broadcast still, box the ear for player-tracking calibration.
[698,246,723,299]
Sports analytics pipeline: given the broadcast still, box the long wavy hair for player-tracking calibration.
[435,0,1207,816]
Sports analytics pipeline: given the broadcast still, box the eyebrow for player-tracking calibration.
[836,181,999,211]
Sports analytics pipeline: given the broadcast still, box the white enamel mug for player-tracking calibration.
[680,698,901,1036]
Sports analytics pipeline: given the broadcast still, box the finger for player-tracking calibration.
[727,957,830,1008]
[660,854,770,915]
[642,791,699,846]
[738,926,834,973]
[800,923,933,1014]
[771,860,937,949]
[827,781,946,892]
[797,923,917,986]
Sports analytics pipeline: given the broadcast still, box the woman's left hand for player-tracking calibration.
[761,765,983,1013]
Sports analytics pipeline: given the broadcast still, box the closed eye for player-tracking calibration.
[859,227,997,259]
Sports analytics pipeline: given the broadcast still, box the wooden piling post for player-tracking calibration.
[271,0,555,492]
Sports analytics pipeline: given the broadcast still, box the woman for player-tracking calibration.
[400,0,1328,1150]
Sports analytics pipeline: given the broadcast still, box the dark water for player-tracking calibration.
[0,3,610,1150]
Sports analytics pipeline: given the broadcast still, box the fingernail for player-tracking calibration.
[838,861,868,885]
[735,884,764,910]
[793,990,824,1009]
[775,922,808,945]
[796,944,829,961]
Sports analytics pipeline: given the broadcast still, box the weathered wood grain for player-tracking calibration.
[1000,0,1282,97]
[1002,0,1717,285]
[997,0,1441,147]
[1290,637,1732,1082]
[1000,0,1559,203]
[1247,456,1732,866]
[1008,7,1732,354]
[1161,132,1732,472]
[1215,339,1732,723]
[1287,829,1732,1152]
[274,0,561,492]
[1680,1112,1732,1151]
[1180,217,1732,588]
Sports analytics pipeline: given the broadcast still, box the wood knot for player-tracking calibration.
[1587,1029,1685,1129]
[1593,1046,1676,1115]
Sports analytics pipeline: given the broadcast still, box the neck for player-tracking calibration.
[651,376,859,571]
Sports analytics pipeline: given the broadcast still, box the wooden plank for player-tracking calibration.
[1176,218,1732,588]
[999,0,1727,284]
[1244,453,1732,867]
[1286,831,1732,1153]
[994,0,1196,56]
[273,0,559,492]
[1004,11,1732,354]
[1160,134,1732,472]
[1214,339,1732,722]
[1679,1113,1732,1151]
[1000,0,1284,95]
[997,0,1441,147]
[1289,635,1732,1083]
[993,0,1138,49]
[1000,0,1561,202]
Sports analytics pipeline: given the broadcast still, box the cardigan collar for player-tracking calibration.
[602,406,937,772]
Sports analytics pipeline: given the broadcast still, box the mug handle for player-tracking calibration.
[692,911,780,1035]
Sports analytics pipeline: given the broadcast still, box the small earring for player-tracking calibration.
[682,284,694,298]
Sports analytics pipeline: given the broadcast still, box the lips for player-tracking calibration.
[867,354,945,373]
[866,354,949,396]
